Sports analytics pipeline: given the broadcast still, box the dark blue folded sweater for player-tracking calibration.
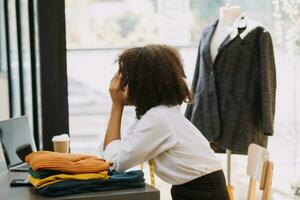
[37,170,145,197]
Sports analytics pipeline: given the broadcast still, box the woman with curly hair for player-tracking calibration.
[101,44,229,200]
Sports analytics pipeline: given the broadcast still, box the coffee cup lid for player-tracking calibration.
[52,134,70,142]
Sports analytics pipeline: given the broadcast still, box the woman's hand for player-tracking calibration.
[104,72,127,148]
[109,72,128,107]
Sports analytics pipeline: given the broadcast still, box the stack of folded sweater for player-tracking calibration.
[25,151,145,197]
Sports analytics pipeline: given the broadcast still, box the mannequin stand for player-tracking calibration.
[227,149,234,200]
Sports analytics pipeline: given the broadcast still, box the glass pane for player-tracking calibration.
[21,0,33,126]
[33,0,42,148]
[0,0,10,120]
[0,0,6,72]
[8,0,21,117]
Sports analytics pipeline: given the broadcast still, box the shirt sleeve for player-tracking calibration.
[102,112,178,172]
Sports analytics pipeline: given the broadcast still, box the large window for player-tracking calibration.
[66,0,300,199]
[0,0,40,148]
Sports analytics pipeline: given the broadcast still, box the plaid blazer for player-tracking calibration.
[185,20,276,154]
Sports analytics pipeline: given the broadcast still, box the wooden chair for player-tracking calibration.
[247,144,274,200]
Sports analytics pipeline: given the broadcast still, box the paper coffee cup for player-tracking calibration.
[52,134,70,153]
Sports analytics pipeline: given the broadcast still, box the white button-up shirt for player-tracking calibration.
[102,105,222,185]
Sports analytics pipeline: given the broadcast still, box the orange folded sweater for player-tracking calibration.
[25,151,110,174]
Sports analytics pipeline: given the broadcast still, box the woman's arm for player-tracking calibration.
[103,73,128,149]
[102,73,177,172]
[103,112,178,172]
[103,104,123,149]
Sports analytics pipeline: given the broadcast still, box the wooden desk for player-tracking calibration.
[0,171,160,200]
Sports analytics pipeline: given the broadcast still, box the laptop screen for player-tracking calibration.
[0,116,36,168]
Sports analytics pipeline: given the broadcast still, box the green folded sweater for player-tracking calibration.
[28,167,62,179]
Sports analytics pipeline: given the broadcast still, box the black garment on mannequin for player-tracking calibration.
[185,19,276,154]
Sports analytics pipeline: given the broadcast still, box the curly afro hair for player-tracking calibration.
[117,44,192,119]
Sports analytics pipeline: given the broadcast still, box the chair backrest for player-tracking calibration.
[247,144,269,181]
[247,144,273,200]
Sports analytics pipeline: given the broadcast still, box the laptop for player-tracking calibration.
[0,116,37,172]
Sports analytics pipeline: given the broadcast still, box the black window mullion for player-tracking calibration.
[15,0,25,115]
[28,0,39,150]
[38,0,69,150]
[3,0,13,118]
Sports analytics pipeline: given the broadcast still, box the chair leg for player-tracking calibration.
[262,161,274,200]
[247,177,256,200]
[227,184,234,200]
[260,160,268,190]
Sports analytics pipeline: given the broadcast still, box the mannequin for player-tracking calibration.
[210,5,242,62]
[210,6,242,200]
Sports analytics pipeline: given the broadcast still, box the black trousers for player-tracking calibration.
[171,170,230,200]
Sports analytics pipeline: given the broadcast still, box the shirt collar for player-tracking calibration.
[226,13,248,40]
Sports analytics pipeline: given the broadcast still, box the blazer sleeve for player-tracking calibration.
[259,31,276,135]
[185,39,201,119]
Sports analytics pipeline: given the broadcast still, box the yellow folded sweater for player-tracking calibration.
[28,171,109,189]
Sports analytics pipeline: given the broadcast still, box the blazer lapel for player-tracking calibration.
[218,34,233,52]
[202,16,248,69]
[218,15,248,52]
[202,19,240,69]
[202,20,218,70]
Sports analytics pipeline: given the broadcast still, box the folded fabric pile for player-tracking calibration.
[25,151,145,197]
[25,151,110,173]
